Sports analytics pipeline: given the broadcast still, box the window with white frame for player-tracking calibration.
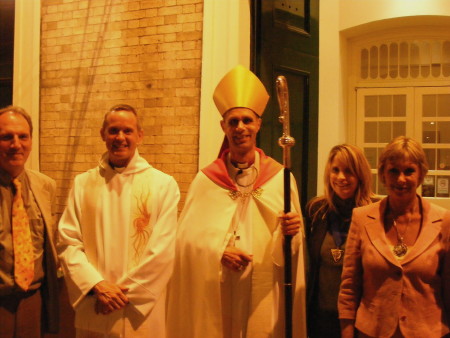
[356,85,450,200]
[348,28,450,209]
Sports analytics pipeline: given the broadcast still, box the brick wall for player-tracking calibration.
[40,0,203,216]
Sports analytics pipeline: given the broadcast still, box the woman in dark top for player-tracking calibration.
[305,144,375,337]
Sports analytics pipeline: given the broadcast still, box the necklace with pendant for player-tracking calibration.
[330,248,344,262]
[229,159,258,246]
[329,213,349,263]
[387,196,423,258]
[392,218,409,257]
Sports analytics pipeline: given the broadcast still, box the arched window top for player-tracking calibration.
[360,39,450,80]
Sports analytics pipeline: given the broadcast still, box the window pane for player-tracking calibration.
[438,122,450,143]
[421,41,431,78]
[432,41,441,77]
[372,173,377,195]
[438,149,450,170]
[425,148,436,170]
[443,41,450,77]
[410,42,420,78]
[393,95,406,117]
[423,121,436,143]
[422,94,436,117]
[379,95,392,117]
[393,121,406,137]
[389,43,398,78]
[437,94,450,117]
[361,48,369,79]
[364,147,377,168]
[365,122,377,142]
[422,175,435,197]
[378,121,392,142]
[399,42,409,78]
[380,44,388,79]
[365,96,378,117]
[436,176,450,197]
[370,46,378,79]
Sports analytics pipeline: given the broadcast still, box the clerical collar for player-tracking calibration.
[226,151,260,190]
[229,158,255,170]
[113,165,126,173]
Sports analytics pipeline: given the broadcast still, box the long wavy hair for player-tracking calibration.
[307,144,374,221]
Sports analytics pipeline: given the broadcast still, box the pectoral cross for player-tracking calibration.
[233,231,240,241]
[231,231,240,246]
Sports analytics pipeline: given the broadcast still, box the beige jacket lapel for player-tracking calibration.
[26,170,58,261]
[28,173,52,225]
[363,199,402,267]
[363,197,445,267]
[401,197,444,265]
[26,169,60,332]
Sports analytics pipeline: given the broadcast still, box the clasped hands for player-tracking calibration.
[91,280,129,315]
[221,211,301,272]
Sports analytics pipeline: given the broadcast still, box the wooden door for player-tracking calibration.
[251,0,319,208]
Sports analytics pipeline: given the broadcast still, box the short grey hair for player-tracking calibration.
[0,106,33,135]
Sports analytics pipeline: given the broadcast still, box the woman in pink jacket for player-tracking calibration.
[339,136,450,337]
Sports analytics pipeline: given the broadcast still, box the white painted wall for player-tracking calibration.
[317,0,450,195]
[199,0,250,168]
[13,0,41,170]
[339,0,450,31]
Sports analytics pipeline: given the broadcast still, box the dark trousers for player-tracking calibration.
[308,308,341,338]
[0,289,42,338]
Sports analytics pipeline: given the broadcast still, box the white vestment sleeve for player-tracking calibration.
[57,175,105,307]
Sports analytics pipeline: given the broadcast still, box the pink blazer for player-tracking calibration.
[338,197,450,338]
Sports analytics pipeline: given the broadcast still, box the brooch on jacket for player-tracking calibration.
[228,188,263,200]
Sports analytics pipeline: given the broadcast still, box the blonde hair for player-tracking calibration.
[308,144,374,218]
[378,136,428,185]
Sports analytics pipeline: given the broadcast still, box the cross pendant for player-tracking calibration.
[233,231,240,241]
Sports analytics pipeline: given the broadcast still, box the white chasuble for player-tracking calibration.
[58,151,180,337]
[167,148,306,338]
[221,153,278,337]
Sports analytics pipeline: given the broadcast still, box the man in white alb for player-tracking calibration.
[58,104,180,337]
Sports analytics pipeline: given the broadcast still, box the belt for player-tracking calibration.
[0,288,39,302]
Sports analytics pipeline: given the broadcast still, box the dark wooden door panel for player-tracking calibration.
[252,0,319,208]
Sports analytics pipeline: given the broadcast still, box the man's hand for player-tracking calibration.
[92,280,129,315]
[221,246,253,272]
[279,211,301,236]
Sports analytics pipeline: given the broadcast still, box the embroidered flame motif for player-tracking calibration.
[132,192,152,264]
